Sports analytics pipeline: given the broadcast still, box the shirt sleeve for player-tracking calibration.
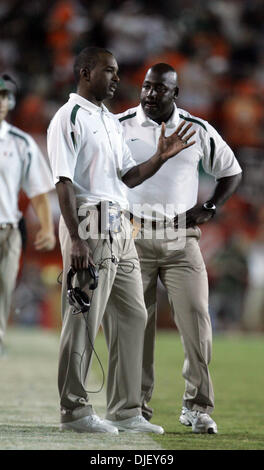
[201,121,242,180]
[21,135,55,198]
[47,106,80,184]
[119,124,137,177]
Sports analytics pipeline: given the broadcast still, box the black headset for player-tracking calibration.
[67,265,99,314]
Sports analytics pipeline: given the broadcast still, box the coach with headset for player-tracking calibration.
[47,46,196,435]
[0,75,56,355]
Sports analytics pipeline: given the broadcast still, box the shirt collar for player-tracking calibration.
[136,103,180,128]
[69,93,109,115]
[0,120,10,140]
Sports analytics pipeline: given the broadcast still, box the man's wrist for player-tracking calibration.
[153,151,166,165]
[202,201,216,216]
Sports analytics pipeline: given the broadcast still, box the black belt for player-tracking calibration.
[130,214,174,230]
[142,219,167,229]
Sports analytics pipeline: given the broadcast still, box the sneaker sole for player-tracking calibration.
[180,417,217,434]
[116,426,164,434]
[60,423,118,434]
[117,427,142,433]
[193,426,217,434]
[208,427,217,434]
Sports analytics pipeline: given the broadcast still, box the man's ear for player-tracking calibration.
[80,67,90,81]
[174,86,179,99]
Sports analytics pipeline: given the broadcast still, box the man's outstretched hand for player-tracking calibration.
[122,121,196,189]
[157,121,196,162]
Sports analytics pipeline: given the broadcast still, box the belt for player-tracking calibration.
[78,202,128,235]
[0,222,18,230]
[130,214,175,230]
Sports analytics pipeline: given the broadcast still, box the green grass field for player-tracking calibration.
[0,326,263,450]
[150,331,264,450]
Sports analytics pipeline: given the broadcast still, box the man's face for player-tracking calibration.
[0,90,9,123]
[89,53,120,102]
[140,69,178,122]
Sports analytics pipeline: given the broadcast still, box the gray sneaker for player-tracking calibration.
[60,414,119,434]
[179,407,217,434]
[105,415,164,434]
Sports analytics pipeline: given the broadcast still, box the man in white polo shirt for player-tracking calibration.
[0,75,56,355]
[108,63,242,434]
[47,47,195,434]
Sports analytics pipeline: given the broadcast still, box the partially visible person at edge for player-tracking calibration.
[104,63,242,434]
[47,47,196,435]
[0,75,56,356]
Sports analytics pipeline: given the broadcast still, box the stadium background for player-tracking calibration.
[1,0,264,334]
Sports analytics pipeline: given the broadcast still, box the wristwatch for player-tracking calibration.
[202,201,216,217]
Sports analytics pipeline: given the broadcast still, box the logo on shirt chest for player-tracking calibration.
[1,151,13,158]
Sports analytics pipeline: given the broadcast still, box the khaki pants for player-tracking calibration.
[106,225,214,414]
[0,227,21,343]
[58,211,147,423]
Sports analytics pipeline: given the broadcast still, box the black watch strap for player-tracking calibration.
[202,201,216,216]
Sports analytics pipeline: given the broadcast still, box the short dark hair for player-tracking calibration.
[73,47,113,83]
[149,63,177,75]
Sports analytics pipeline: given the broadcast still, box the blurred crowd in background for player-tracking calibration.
[1,0,264,332]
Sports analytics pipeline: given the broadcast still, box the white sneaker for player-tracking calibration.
[179,407,217,434]
[105,415,164,434]
[60,414,119,434]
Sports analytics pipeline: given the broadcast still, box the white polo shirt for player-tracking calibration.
[117,104,242,220]
[47,93,136,210]
[0,120,54,225]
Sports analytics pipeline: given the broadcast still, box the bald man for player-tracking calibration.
[104,63,242,434]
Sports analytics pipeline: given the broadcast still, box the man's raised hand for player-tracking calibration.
[157,121,196,161]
